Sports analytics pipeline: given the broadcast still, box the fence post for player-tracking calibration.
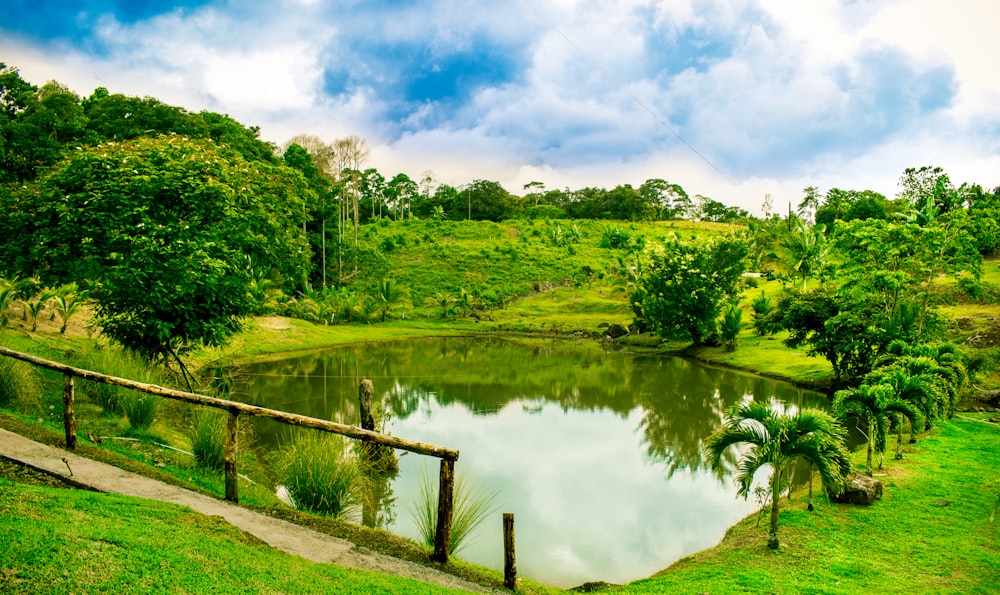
[432,458,455,563]
[224,408,240,502]
[62,373,77,450]
[503,512,516,589]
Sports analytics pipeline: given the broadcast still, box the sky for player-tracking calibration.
[2,0,998,215]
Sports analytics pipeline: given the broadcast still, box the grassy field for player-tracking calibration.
[624,415,1000,594]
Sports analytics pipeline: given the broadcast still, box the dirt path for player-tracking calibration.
[0,428,498,594]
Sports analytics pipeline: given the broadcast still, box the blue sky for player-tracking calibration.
[2,0,998,214]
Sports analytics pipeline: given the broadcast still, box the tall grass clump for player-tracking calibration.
[271,431,362,519]
[411,466,500,555]
[79,346,164,428]
[186,408,226,470]
[0,356,43,409]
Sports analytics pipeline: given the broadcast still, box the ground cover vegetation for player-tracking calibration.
[2,60,999,591]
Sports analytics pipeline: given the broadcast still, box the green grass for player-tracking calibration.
[0,477,465,595]
[623,415,1000,594]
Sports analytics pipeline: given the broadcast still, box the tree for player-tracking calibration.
[706,402,850,549]
[373,279,411,323]
[26,136,310,385]
[770,289,885,382]
[632,235,748,345]
[778,222,827,290]
[797,186,821,224]
[833,384,920,475]
[864,364,937,447]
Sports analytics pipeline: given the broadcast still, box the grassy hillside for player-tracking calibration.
[343,218,738,313]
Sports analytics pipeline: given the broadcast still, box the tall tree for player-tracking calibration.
[706,402,850,549]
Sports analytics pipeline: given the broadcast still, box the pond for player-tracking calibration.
[241,336,826,588]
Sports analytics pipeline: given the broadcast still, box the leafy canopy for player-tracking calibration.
[29,135,311,363]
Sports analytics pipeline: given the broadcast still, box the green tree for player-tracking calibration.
[373,279,411,323]
[770,289,885,382]
[833,384,921,475]
[632,235,748,345]
[778,222,827,290]
[706,402,850,550]
[26,136,310,385]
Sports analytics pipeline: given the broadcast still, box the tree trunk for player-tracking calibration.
[895,425,904,460]
[866,436,874,476]
[768,469,781,550]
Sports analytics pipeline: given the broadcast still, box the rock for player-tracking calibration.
[830,473,883,505]
[597,322,610,329]
[604,324,628,339]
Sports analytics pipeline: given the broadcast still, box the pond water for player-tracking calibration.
[241,336,825,588]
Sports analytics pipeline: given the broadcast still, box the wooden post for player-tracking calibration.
[503,512,517,590]
[359,378,375,432]
[432,458,455,563]
[224,409,240,502]
[62,373,76,450]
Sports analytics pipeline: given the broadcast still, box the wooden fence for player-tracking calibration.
[0,346,460,563]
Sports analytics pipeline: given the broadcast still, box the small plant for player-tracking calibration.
[271,432,362,519]
[121,391,159,430]
[411,467,500,555]
[719,303,743,351]
[751,291,778,335]
[187,408,226,470]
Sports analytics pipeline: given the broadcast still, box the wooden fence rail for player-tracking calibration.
[0,345,460,563]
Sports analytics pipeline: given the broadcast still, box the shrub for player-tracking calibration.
[720,303,744,351]
[271,432,362,519]
[187,408,226,470]
[120,392,159,430]
[751,291,778,335]
[411,467,499,555]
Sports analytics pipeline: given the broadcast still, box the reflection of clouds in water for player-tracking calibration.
[389,400,760,588]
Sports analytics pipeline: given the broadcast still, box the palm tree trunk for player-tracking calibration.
[866,436,874,476]
[768,469,781,550]
[895,425,904,460]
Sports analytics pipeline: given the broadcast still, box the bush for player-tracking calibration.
[0,356,43,408]
[751,291,778,336]
[120,392,159,430]
[187,409,226,470]
[271,432,362,519]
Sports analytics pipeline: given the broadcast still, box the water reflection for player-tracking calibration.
[241,337,826,587]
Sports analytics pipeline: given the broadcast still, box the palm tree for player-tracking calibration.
[706,402,850,550]
[374,279,411,323]
[778,222,827,290]
[423,292,457,319]
[52,284,89,334]
[865,365,935,444]
[833,384,921,475]
[26,288,57,332]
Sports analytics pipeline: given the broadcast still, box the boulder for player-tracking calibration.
[830,473,883,505]
[604,324,628,339]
